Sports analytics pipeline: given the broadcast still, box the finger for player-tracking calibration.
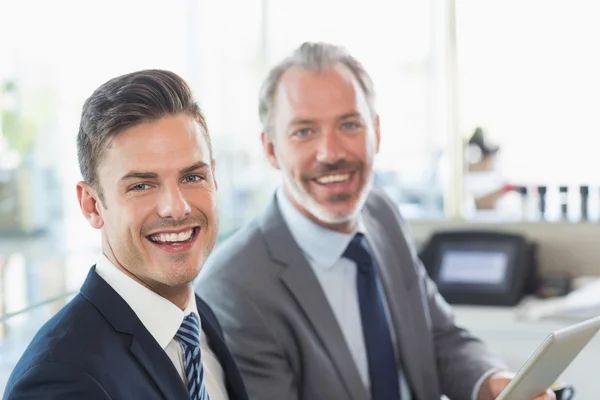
[533,390,555,400]
[544,389,557,400]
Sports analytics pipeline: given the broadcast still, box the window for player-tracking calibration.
[192,0,278,239]
[456,0,600,221]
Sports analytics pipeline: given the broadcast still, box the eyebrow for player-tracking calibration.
[289,118,316,127]
[119,161,210,182]
[339,112,361,121]
[180,161,209,175]
[289,112,362,127]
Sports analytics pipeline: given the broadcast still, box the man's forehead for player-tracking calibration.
[278,65,357,96]
[275,65,368,117]
[99,115,210,172]
[109,117,200,149]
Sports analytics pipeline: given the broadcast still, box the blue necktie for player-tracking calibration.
[344,233,401,400]
[175,313,210,400]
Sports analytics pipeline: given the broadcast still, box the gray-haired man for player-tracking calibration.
[196,42,555,400]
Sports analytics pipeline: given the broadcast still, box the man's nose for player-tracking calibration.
[157,183,191,220]
[316,130,345,164]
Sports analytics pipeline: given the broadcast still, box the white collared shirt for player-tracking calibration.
[95,254,229,400]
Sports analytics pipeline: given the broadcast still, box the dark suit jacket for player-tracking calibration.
[196,189,507,400]
[3,267,248,400]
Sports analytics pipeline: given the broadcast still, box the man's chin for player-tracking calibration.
[307,200,359,224]
[160,270,199,288]
[149,256,202,282]
[289,184,362,225]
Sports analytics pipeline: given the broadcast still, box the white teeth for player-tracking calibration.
[316,173,351,184]
[150,229,194,243]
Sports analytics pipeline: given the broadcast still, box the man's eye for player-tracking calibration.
[294,128,312,137]
[183,174,204,183]
[342,122,360,130]
[130,183,150,191]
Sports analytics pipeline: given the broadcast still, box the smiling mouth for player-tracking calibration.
[147,227,199,245]
[313,171,354,185]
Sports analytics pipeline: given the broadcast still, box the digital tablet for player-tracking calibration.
[497,315,600,400]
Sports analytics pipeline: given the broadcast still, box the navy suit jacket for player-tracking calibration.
[3,267,248,400]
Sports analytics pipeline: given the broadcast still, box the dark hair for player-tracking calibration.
[76,69,212,201]
[468,126,499,156]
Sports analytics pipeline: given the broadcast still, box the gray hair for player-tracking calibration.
[258,42,377,137]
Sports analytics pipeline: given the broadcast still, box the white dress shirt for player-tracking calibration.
[95,254,229,400]
[276,189,413,399]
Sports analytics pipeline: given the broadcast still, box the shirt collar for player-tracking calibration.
[95,253,200,349]
[276,188,366,270]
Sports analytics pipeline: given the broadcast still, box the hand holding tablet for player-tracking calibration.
[495,316,600,400]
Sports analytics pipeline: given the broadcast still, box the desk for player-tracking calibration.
[453,305,599,398]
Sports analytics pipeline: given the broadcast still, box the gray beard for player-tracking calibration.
[282,168,373,225]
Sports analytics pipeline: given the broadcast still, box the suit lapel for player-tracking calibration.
[129,326,190,400]
[80,267,189,400]
[362,213,436,400]
[196,297,248,400]
[260,198,369,400]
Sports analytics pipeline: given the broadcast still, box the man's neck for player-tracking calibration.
[102,249,191,311]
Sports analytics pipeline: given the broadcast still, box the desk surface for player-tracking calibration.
[453,305,599,398]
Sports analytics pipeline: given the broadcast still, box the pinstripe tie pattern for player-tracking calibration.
[175,313,210,400]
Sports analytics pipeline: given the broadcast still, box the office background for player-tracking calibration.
[2,0,600,396]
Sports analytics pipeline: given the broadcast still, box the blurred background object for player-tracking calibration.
[463,126,520,214]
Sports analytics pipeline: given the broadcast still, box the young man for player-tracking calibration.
[4,70,248,400]
[196,43,554,400]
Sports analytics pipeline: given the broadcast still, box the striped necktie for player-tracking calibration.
[175,313,210,400]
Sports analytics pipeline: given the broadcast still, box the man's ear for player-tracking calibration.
[374,114,381,153]
[211,159,218,190]
[76,181,105,229]
[261,131,280,170]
